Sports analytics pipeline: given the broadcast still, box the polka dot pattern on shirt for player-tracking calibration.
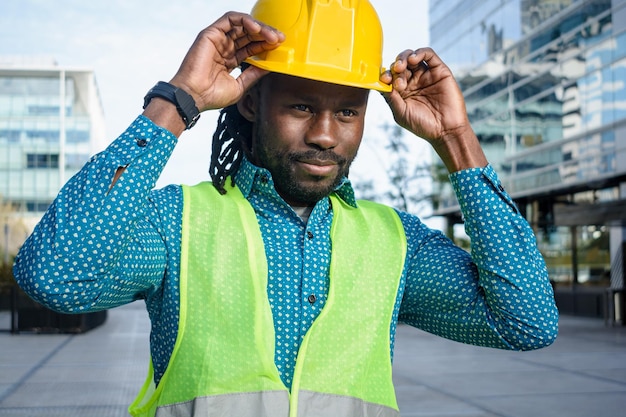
[13,116,559,389]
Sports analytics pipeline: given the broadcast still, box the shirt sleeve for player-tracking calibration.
[399,165,558,351]
[13,115,179,313]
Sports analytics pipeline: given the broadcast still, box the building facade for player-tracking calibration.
[430,0,626,319]
[0,58,105,255]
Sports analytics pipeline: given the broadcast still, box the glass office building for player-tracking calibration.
[0,58,105,234]
[431,0,626,318]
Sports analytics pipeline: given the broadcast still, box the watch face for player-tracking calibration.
[173,87,200,129]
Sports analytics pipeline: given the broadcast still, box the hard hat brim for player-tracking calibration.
[245,57,393,93]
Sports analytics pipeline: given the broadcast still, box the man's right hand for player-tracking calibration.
[143,12,284,136]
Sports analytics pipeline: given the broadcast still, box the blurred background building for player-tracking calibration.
[0,58,105,256]
[431,0,626,320]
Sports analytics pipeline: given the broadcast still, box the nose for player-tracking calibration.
[304,112,338,150]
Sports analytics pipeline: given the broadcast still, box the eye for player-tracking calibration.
[337,109,358,118]
[292,104,312,112]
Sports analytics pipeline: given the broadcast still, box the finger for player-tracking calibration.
[236,65,270,92]
[388,64,411,92]
[389,49,416,74]
[210,11,255,34]
[236,41,281,63]
[231,32,282,56]
[386,50,423,93]
[393,76,408,92]
[405,48,441,72]
[227,19,285,64]
[225,13,284,47]
[379,69,393,85]
[380,88,407,122]
[209,12,284,60]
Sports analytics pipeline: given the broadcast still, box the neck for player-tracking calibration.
[291,205,314,223]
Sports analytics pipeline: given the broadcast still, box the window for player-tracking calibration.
[27,105,60,115]
[0,130,21,142]
[25,201,52,212]
[66,130,89,143]
[26,153,59,168]
[26,130,59,142]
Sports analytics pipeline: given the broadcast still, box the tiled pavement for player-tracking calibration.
[1,302,625,417]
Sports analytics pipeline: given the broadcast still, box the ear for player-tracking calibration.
[237,88,258,122]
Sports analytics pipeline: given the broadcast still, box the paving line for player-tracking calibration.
[0,335,74,405]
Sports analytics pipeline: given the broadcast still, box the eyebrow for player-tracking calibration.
[286,92,369,109]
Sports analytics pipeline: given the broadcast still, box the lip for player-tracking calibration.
[296,158,338,176]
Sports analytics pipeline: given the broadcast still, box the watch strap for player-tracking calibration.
[143,81,200,130]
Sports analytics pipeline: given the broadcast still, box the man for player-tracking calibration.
[13,1,558,416]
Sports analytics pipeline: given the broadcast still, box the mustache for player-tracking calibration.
[288,150,347,165]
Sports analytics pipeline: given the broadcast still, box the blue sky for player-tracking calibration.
[0,0,430,195]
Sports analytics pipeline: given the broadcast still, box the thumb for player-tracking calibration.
[380,89,404,117]
[237,65,270,93]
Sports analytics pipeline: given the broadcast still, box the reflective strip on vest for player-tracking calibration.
[129,181,406,417]
[154,391,289,417]
[153,390,398,417]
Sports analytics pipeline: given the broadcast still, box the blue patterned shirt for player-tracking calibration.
[14,115,558,388]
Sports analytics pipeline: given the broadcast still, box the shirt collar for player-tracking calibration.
[234,157,358,208]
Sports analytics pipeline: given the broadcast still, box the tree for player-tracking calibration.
[353,122,435,216]
[0,197,28,303]
[0,196,29,266]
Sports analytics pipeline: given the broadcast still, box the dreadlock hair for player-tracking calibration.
[209,103,253,194]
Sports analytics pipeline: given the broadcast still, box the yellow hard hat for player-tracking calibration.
[246,0,391,92]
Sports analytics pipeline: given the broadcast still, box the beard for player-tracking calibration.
[253,142,355,206]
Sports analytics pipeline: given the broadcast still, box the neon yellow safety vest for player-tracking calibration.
[129,181,407,417]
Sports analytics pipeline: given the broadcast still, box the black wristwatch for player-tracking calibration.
[143,81,201,130]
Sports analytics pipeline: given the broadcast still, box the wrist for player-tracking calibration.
[143,81,201,130]
[435,126,488,173]
[142,98,186,137]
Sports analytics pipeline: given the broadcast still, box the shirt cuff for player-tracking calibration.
[106,115,178,166]
[448,164,520,219]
